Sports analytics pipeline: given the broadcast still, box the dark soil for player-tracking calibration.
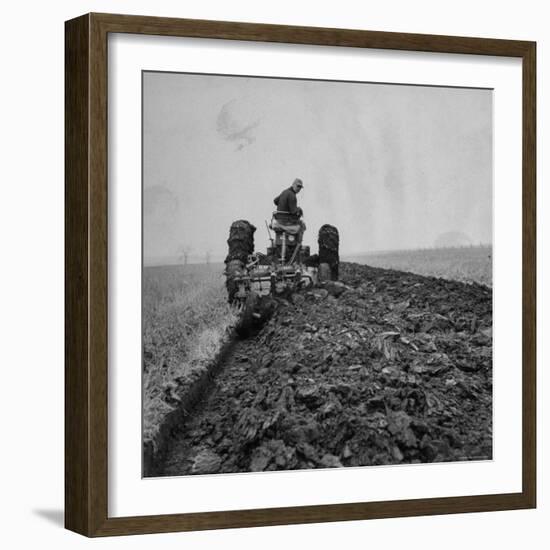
[160,262,492,476]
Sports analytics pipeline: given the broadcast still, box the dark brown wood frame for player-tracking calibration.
[65,12,536,537]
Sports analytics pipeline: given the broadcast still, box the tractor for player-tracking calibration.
[224,212,339,336]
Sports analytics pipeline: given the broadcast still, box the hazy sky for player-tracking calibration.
[143,72,492,264]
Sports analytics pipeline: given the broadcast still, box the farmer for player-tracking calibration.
[273,178,306,241]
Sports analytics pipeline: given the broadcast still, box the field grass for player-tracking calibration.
[344,245,492,287]
[143,263,238,445]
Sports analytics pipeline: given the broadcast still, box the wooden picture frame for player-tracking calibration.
[65,12,536,537]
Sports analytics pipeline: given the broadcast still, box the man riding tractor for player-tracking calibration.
[272,177,306,245]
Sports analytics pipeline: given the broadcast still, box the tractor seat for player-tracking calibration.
[270,217,301,235]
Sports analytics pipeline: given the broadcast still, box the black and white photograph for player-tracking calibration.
[142,71,493,477]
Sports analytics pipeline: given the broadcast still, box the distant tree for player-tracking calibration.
[177,244,192,265]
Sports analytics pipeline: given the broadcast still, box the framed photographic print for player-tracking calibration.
[65,13,536,537]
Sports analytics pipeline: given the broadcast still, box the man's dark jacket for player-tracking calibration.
[273,187,302,223]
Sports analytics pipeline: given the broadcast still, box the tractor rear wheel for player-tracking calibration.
[225,259,244,303]
[318,224,339,280]
[225,220,256,302]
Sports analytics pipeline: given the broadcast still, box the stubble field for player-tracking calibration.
[142,263,236,446]
[345,245,492,287]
